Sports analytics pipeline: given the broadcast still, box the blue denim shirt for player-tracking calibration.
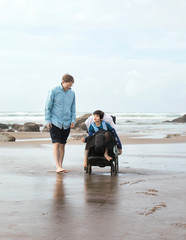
[45,85,76,129]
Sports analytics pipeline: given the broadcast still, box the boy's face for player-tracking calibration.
[62,81,73,91]
[93,114,101,123]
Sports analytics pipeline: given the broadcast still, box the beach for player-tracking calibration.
[1,0,186,237]
[0,131,186,239]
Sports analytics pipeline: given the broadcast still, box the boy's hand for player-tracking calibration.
[81,137,85,143]
[118,149,122,155]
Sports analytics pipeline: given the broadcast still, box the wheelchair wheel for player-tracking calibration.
[113,146,119,172]
[111,161,116,176]
[115,155,119,172]
[87,163,92,174]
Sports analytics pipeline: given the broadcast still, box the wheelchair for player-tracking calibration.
[85,114,119,176]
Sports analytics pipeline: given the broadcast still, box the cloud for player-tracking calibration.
[0,0,186,112]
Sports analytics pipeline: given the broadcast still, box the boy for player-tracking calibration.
[81,110,122,169]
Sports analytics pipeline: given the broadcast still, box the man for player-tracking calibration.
[45,74,76,173]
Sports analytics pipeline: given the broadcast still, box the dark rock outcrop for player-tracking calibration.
[11,124,23,131]
[172,114,186,123]
[2,129,15,132]
[18,122,40,132]
[165,134,181,138]
[0,133,16,142]
[74,113,91,131]
[0,123,9,130]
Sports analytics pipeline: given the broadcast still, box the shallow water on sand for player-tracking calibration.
[40,143,186,173]
[0,143,186,239]
[123,143,186,172]
[0,143,185,174]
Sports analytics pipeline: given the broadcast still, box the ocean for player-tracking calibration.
[0,112,185,138]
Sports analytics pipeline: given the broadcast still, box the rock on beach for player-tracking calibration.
[172,114,186,123]
[74,113,91,131]
[18,122,40,132]
[0,123,9,130]
[164,114,186,123]
[0,133,16,142]
[11,123,23,131]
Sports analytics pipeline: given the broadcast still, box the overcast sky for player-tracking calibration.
[0,0,186,113]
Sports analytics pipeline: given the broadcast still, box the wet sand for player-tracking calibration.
[3,130,186,145]
[0,133,186,239]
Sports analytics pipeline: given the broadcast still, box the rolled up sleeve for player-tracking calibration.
[71,94,76,123]
[45,90,54,124]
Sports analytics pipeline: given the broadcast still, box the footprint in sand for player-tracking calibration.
[136,189,158,196]
[120,180,145,186]
[171,223,186,229]
[139,202,166,216]
[130,180,145,185]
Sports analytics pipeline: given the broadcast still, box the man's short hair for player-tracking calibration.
[93,110,104,120]
[62,74,74,83]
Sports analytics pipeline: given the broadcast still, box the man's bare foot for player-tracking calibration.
[56,167,62,173]
[104,154,112,161]
[56,167,68,173]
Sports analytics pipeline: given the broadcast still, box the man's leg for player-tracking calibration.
[50,125,70,173]
[53,142,62,172]
[53,143,67,172]
[59,144,66,170]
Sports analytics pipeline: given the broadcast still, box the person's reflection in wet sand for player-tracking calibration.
[83,173,119,234]
[84,173,118,205]
[48,174,69,236]
[53,173,66,216]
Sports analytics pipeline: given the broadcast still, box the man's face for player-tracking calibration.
[62,81,73,91]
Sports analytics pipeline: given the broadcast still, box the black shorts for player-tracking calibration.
[50,124,70,144]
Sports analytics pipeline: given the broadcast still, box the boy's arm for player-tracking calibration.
[106,123,122,149]
[83,125,94,142]
[88,125,95,136]
[111,128,122,149]
[84,131,94,142]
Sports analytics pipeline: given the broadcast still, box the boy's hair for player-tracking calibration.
[62,74,74,83]
[93,110,104,120]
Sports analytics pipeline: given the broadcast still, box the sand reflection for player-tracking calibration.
[84,174,118,205]
[53,174,65,206]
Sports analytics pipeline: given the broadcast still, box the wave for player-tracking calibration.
[0,111,184,125]
[112,112,183,118]
[0,112,44,117]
